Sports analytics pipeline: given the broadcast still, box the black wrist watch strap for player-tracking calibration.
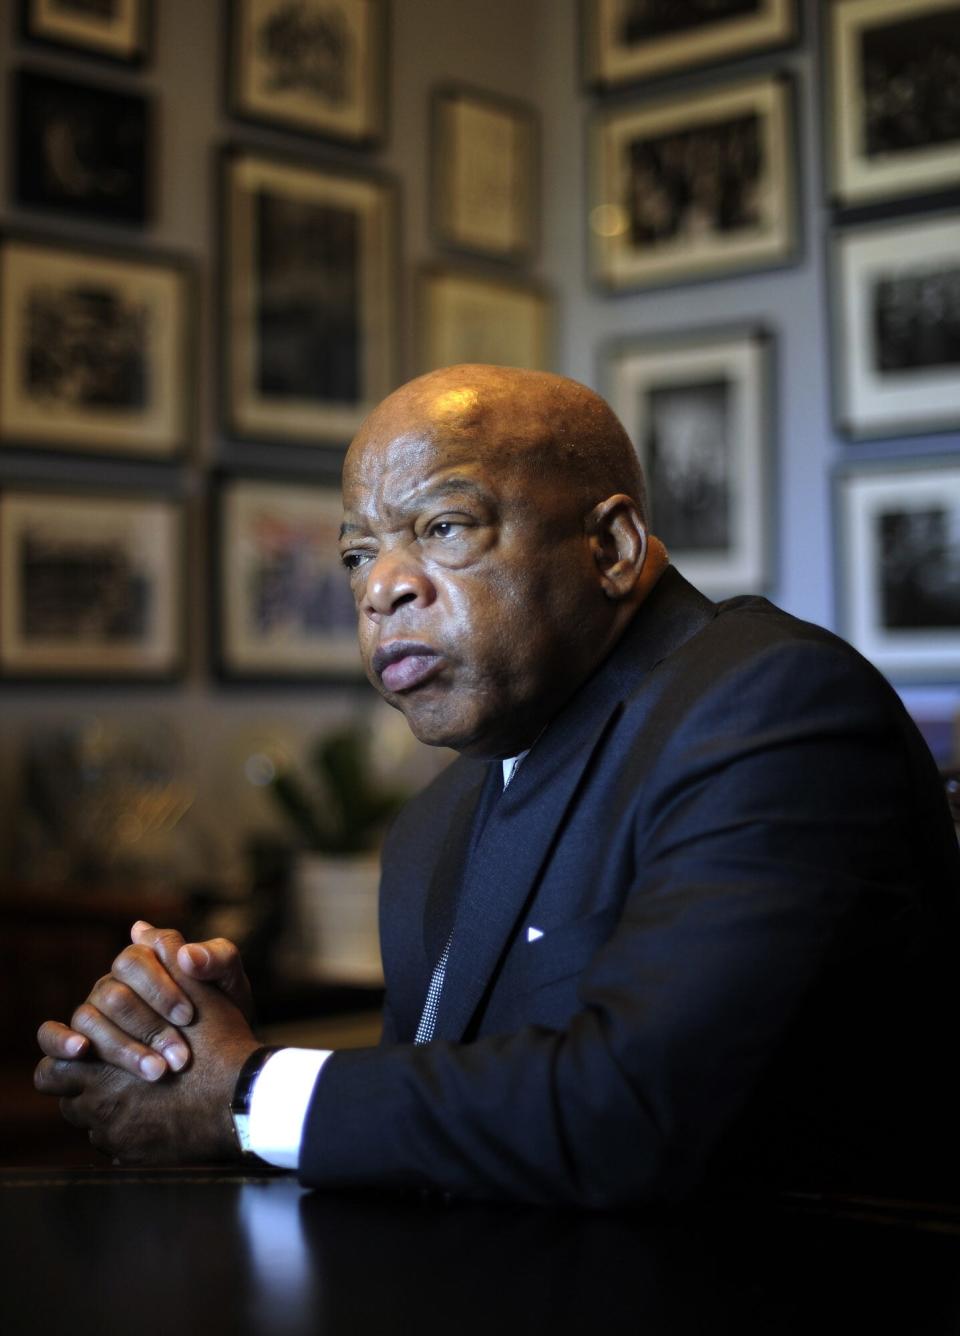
[230,1046,280,1157]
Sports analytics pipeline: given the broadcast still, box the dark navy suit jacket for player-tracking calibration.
[300,568,960,1206]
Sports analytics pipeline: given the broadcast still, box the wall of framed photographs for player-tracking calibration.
[0,0,956,891]
[539,0,960,753]
[0,0,550,890]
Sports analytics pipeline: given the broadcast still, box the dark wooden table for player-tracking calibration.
[2,1167,960,1335]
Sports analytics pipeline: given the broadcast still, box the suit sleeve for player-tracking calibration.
[297,638,956,1206]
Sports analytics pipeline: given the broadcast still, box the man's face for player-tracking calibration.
[339,394,609,757]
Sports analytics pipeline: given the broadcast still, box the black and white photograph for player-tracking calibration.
[418,267,551,373]
[228,0,386,145]
[837,462,960,680]
[583,0,796,88]
[832,213,960,440]
[15,68,151,224]
[215,476,361,679]
[0,489,183,678]
[0,234,193,457]
[431,85,538,262]
[222,150,396,447]
[591,75,797,291]
[21,0,152,64]
[829,0,960,208]
[603,324,773,594]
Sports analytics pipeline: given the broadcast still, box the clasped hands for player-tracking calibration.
[34,922,261,1164]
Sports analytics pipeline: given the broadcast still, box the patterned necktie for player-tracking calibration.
[413,754,525,1044]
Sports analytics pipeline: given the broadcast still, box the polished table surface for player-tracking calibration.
[3,1167,960,1335]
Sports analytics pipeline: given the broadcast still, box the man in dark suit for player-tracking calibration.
[35,365,960,1206]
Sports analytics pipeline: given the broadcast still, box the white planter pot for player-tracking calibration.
[280,852,383,986]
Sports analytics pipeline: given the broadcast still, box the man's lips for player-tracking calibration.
[372,641,445,693]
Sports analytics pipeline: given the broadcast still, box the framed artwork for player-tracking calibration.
[222,148,397,448]
[0,489,183,680]
[591,74,797,292]
[603,324,773,595]
[15,68,152,225]
[836,461,960,681]
[431,85,538,262]
[0,233,193,458]
[20,0,152,65]
[831,213,960,441]
[227,0,386,146]
[828,0,960,209]
[214,475,361,680]
[418,267,551,374]
[583,0,797,89]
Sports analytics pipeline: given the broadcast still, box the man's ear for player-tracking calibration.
[587,494,648,600]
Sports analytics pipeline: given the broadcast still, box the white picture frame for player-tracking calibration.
[831,212,960,441]
[603,324,774,596]
[0,489,183,679]
[828,0,960,208]
[583,0,796,89]
[591,74,797,292]
[836,462,960,681]
[216,475,362,680]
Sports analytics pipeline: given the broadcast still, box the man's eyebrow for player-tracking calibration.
[340,477,495,539]
[410,476,493,504]
[338,520,367,540]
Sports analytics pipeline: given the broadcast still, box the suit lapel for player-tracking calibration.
[428,565,717,1043]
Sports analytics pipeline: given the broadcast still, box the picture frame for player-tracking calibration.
[835,461,960,681]
[20,0,152,66]
[602,324,774,595]
[418,266,552,374]
[828,0,960,210]
[582,0,797,89]
[222,147,397,449]
[431,84,538,263]
[0,488,184,680]
[14,68,152,226]
[590,74,798,292]
[227,0,387,146]
[214,474,362,681]
[830,212,960,441]
[0,233,194,459]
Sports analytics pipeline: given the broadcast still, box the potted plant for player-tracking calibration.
[267,725,407,985]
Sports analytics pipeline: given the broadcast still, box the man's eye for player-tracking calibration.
[426,519,464,539]
[341,550,371,571]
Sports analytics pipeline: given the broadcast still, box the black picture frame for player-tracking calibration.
[0,230,195,460]
[590,73,799,293]
[220,145,398,450]
[212,472,362,683]
[14,67,152,226]
[0,485,185,681]
[226,0,388,147]
[430,83,539,264]
[582,0,798,91]
[20,0,153,67]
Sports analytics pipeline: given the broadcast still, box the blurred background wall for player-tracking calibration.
[0,0,957,901]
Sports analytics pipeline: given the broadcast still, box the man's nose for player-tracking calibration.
[363,549,435,616]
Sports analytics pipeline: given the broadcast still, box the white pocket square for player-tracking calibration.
[526,926,544,943]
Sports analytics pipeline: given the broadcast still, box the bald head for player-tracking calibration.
[344,364,648,521]
[339,363,667,756]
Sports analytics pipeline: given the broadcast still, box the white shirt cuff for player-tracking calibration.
[248,1047,332,1170]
